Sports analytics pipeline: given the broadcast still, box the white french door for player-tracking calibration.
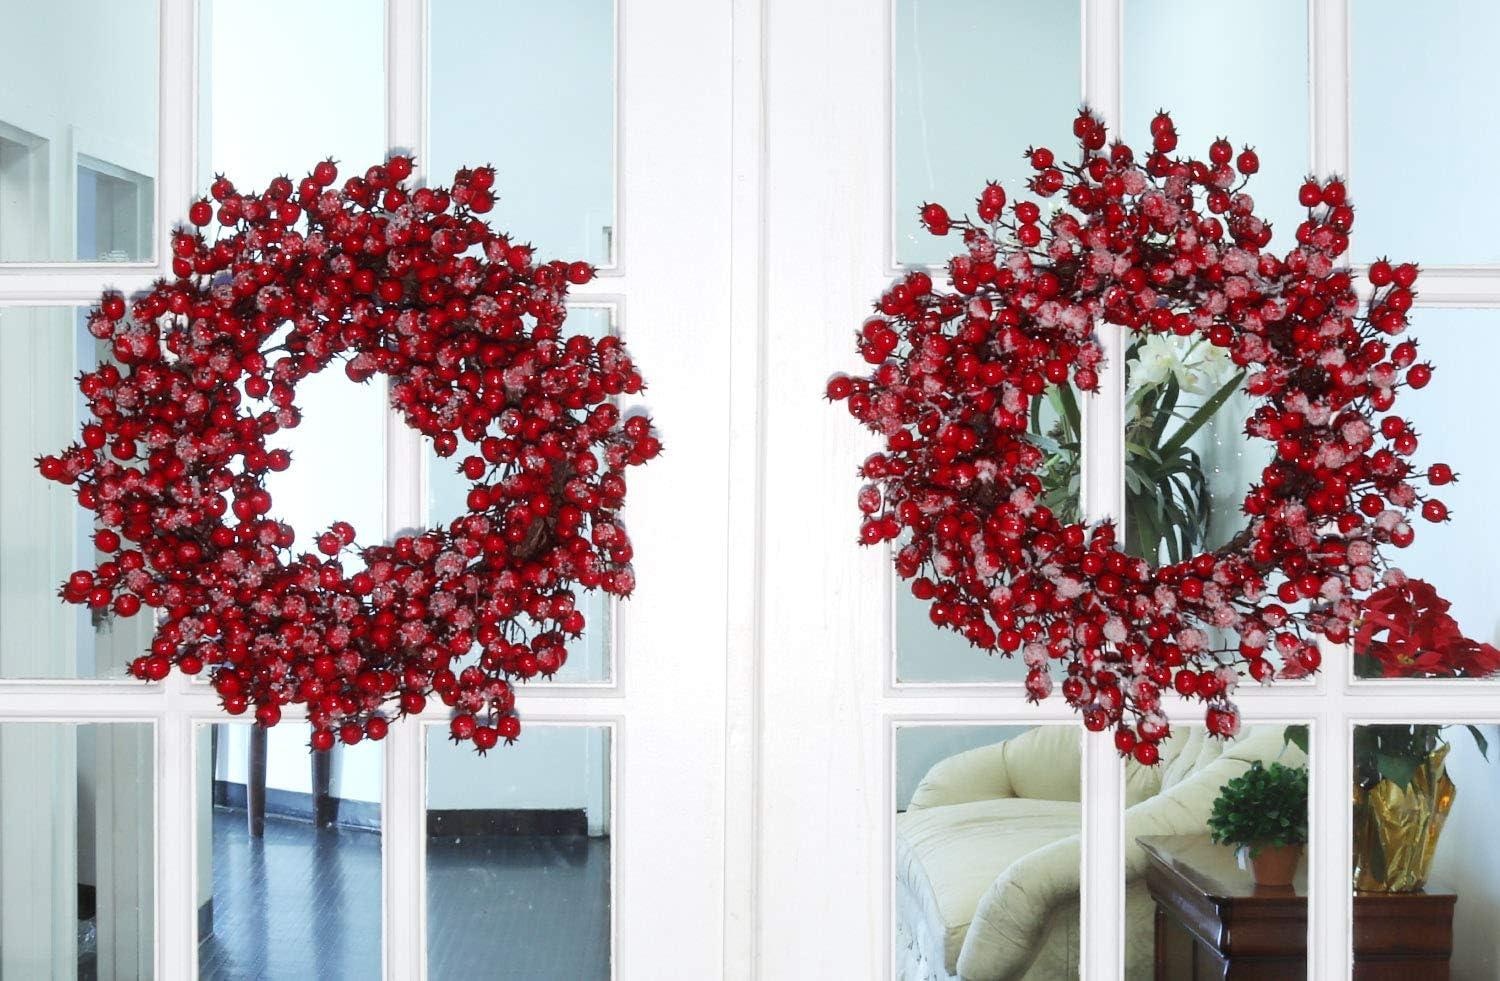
[0,0,736,977]
[7,0,1500,979]
[752,1,1500,979]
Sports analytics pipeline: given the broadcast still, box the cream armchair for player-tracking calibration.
[895,724,1303,980]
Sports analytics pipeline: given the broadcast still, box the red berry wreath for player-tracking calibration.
[38,156,659,753]
[830,109,1493,763]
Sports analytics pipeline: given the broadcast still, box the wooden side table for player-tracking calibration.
[1139,835,1456,979]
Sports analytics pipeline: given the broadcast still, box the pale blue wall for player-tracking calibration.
[893,0,1081,266]
[1388,309,1500,648]
[1124,0,1309,250]
[1352,0,1500,263]
[897,724,1030,811]
[428,0,615,265]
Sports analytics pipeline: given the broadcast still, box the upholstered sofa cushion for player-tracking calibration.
[896,796,1080,974]
[897,725,1304,980]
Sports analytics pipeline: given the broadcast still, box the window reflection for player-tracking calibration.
[0,0,157,261]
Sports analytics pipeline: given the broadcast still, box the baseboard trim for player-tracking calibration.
[214,780,589,836]
[427,807,587,837]
[213,779,380,831]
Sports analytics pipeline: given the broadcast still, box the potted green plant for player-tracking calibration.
[1207,761,1309,886]
[1282,578,1498,891]
[1028,333,1245,563]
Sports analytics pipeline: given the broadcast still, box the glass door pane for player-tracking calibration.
[198,723,383,978]
[1351,722,1495,976]
[0,0,158,261]
[429,0,617,266]
[895,724,1082,979]
[1128,723,1308,980]
[426,724,612,979]
[893,0,1081,267]
[0,722,154,977]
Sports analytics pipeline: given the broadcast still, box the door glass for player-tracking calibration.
[1351,722,1496,976]
[1124,0,1309,251]
[199,0,389,565]
[1126,722,1308,980]
[429,0,616,266]
[0,0,157,261]
[895,724,1080,979]
[77,158,154,261]
[893,0,1081,267]
[426,724,612,979]
[1352,0,1500,263]
[0,307,142,679]
[1355,309,1500,681]
[0,722,154,976]
[891,335,1081,684]
[199,723,383,978]
[1120,333,1264,567]
[201,0,386,193]
[425,305,616,684]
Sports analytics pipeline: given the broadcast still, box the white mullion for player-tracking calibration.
[159,673,197,977]
[383,0,428,976]
[1342,695,1500,724]
[0,272,162,303]
[1309,1,1354,977]
[1398,269,1500,307]
[1080,1,1125,978]
[156,2,202,973]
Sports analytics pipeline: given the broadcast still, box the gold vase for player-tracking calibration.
[1352,744,1455,892]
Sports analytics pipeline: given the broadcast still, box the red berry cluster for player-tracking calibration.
[830,109,1467,762]
[38,157,658,754]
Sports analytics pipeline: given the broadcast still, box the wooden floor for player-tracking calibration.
[197,808,610,979]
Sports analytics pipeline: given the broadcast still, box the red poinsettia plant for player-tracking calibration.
[1354,574,1500,679]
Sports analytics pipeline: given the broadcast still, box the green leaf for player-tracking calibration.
[1158,369,1247,459]
[1149,376,1180,446]
[1374,752,1419,789]
[1131,498,1164,563]
[1026,432,1063,456]
[1206,761,1309,850]
[1464,724,1490,760]
[1284,725,1310,755]
[1054,384,1081,437]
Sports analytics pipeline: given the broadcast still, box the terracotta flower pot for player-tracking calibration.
[1248,843,1302,887]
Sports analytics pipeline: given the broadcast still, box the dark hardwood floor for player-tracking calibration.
[198,808,609,979]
